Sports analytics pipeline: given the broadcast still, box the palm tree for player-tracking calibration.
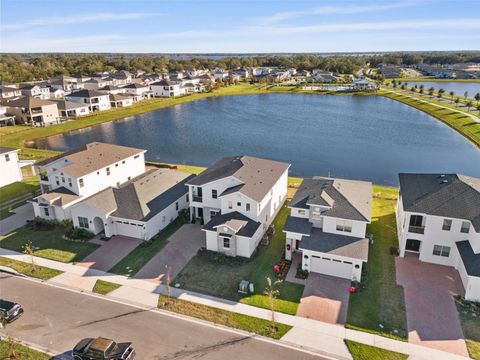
[428,87,434,96]
[449,91,455,102]
[466,101,473,111]
[401,84,406,90]
[438,88,445,99]
[455,97,460,106]
[410,87,416,93]
[264,277,281,333]
[464,91,469,100]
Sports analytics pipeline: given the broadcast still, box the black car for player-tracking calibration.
[0,300,24,324]
[73,337,135,360]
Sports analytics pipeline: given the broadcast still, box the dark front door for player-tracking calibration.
[406,239,421,252]
[295,239,300,250]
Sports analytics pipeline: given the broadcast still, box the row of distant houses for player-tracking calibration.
[378,62,480,79]
[0,69,216,127]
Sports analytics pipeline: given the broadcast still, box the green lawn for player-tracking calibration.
[92,279,121,295]
[345,340,408,360]
[174,203,304,315]
[346,185,407,340]
[0,256,62,280]
[109,218,185,275]
[380,90,480,147]
[158,295,291,340]
[0,339,52,360]
[0,226,99,263]
[0,177,39,203]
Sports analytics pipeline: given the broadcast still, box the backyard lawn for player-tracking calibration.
[455,297,480,359]
[346,185,407,340]
[174,202,304,315]
[109,217,185,275]
[0,225,99,263]
[0,177,39,203]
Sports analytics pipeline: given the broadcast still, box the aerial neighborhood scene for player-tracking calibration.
[1,1,480,359]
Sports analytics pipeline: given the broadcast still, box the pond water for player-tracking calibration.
[403,81,480,97]
[34,94,480,185]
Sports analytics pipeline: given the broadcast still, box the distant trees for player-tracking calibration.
[466,101,473,111]
[475,92,480,105]
[449,91,455,102]
[438,88,445,98]
[428,87,435,96]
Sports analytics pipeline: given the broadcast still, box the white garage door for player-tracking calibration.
[115,221,144,239]
[310,255,353,279]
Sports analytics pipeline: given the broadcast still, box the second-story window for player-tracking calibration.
[212,189,217,199]
[79,178,84,188]
[5,154,10,162]
[461,221,470,234]
[336,220,352,233]
[442,219,452,231]
[68,178,72,187]
[55,176,60,186]
[228,201,233,209]
[106,167,110,176]
[237,202,241,207]
[246,203,250,211]
[298,210,306,215]
[61,177,65,183]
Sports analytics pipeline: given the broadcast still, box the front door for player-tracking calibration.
[295,239,300,250]
[405,239,421,252]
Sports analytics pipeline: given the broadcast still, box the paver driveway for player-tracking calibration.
[0,203,34,236]
[297,273,350,324]
[78,236,143,271]
[396,252,468,357]
[134,223,204,282]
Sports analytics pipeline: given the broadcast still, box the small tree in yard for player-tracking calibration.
[475,92,480,106]
[466,101,473,111]
[23,240,36,273]
[438,88,445,99]
[464,91,468,101]
[455,97,460,106]
[428,87,434,96]
[264,276,281,333]
[449,91,455,102]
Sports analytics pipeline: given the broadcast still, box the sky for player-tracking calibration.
[1,0,480,53]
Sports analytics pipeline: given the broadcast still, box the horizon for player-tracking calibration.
[1,0,480,53]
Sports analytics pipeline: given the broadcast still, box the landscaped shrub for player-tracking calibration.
[26,217,58,231]
[64,226,95,240]
[390,246,400,256]
[295,262,309,279]
[275,260,291,280]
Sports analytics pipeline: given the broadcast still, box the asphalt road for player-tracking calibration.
[0,273,327,360]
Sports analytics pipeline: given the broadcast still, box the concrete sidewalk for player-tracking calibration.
[0,248,469,360]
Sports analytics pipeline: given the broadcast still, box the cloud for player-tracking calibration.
[2,13,158,31]
[258,1,418,25]
[252,18,480,35]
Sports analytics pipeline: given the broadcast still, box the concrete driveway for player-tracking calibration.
[297,273,350,324]
[78,236,143,271]
[134,223,204,282]
[0,203,34,236]
[396,253,469,357]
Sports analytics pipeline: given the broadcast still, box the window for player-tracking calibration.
[68,178,72,187]
[298,209,306,215]
[210,210,218,218]
[61,177,65,183]
[44,208,50,217]
[162,216,166,223]
[186,194,189,202]
[122,160,125,164]
[175,202,179,211]
[336,220,352,233]
[228,201,233,209]
[433,245,450,257]
[55,176,60,186]
[237,202,241,207]
[5,154,10,162]
[134,155,140,159]
[246,203,250,211]
[223,238,230,249]
[409,215,423,227]
[78,217,89,229]
[79,178,84,188]
[115,163,119,167]
[212,189,217,199]
[442,219,452,231]
[461,221,470,234]
[106,167,110,176]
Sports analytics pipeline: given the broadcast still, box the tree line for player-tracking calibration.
[1,52,479,83]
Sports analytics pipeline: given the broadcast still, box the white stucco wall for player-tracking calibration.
[322,216,367,238]
[0,150,22,187]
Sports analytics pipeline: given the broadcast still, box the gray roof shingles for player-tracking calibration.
[456,240,480,277]
[283,216,312,235]
[399,173,480,232]
[203,211,261,238]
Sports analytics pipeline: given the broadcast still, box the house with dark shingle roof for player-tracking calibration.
[186,156,290,258]
[284,177,372,281]
[397,173,480,301]
[69,169,194,240]
[66,89,111,112]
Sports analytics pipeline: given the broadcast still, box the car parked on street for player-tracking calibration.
[73,337,135,360]
[0,300,24,325]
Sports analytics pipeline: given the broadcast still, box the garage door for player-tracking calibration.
[310,255,353,279]
[115,221,144,239]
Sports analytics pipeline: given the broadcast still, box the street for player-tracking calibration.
[0,273,326,360]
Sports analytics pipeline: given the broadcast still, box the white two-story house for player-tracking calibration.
[283,177,372,281]
[150,80,181,97]
[186,156,290,258]
[0,147,35,187]
[397,173,480,301]
[66,89,111,112]
[123,83,153,99]
[32,142,146,221]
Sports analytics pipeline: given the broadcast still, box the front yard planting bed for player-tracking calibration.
[0,339,52,360]
[0,256,62,280]
[0,225,99,263]
[346,186,407,340]
[92,279,122,295]
[174,203,304,315]
[109,218,185,276]
[157,295,291,339]
[345,340,408,360]
[455,296,480,359]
